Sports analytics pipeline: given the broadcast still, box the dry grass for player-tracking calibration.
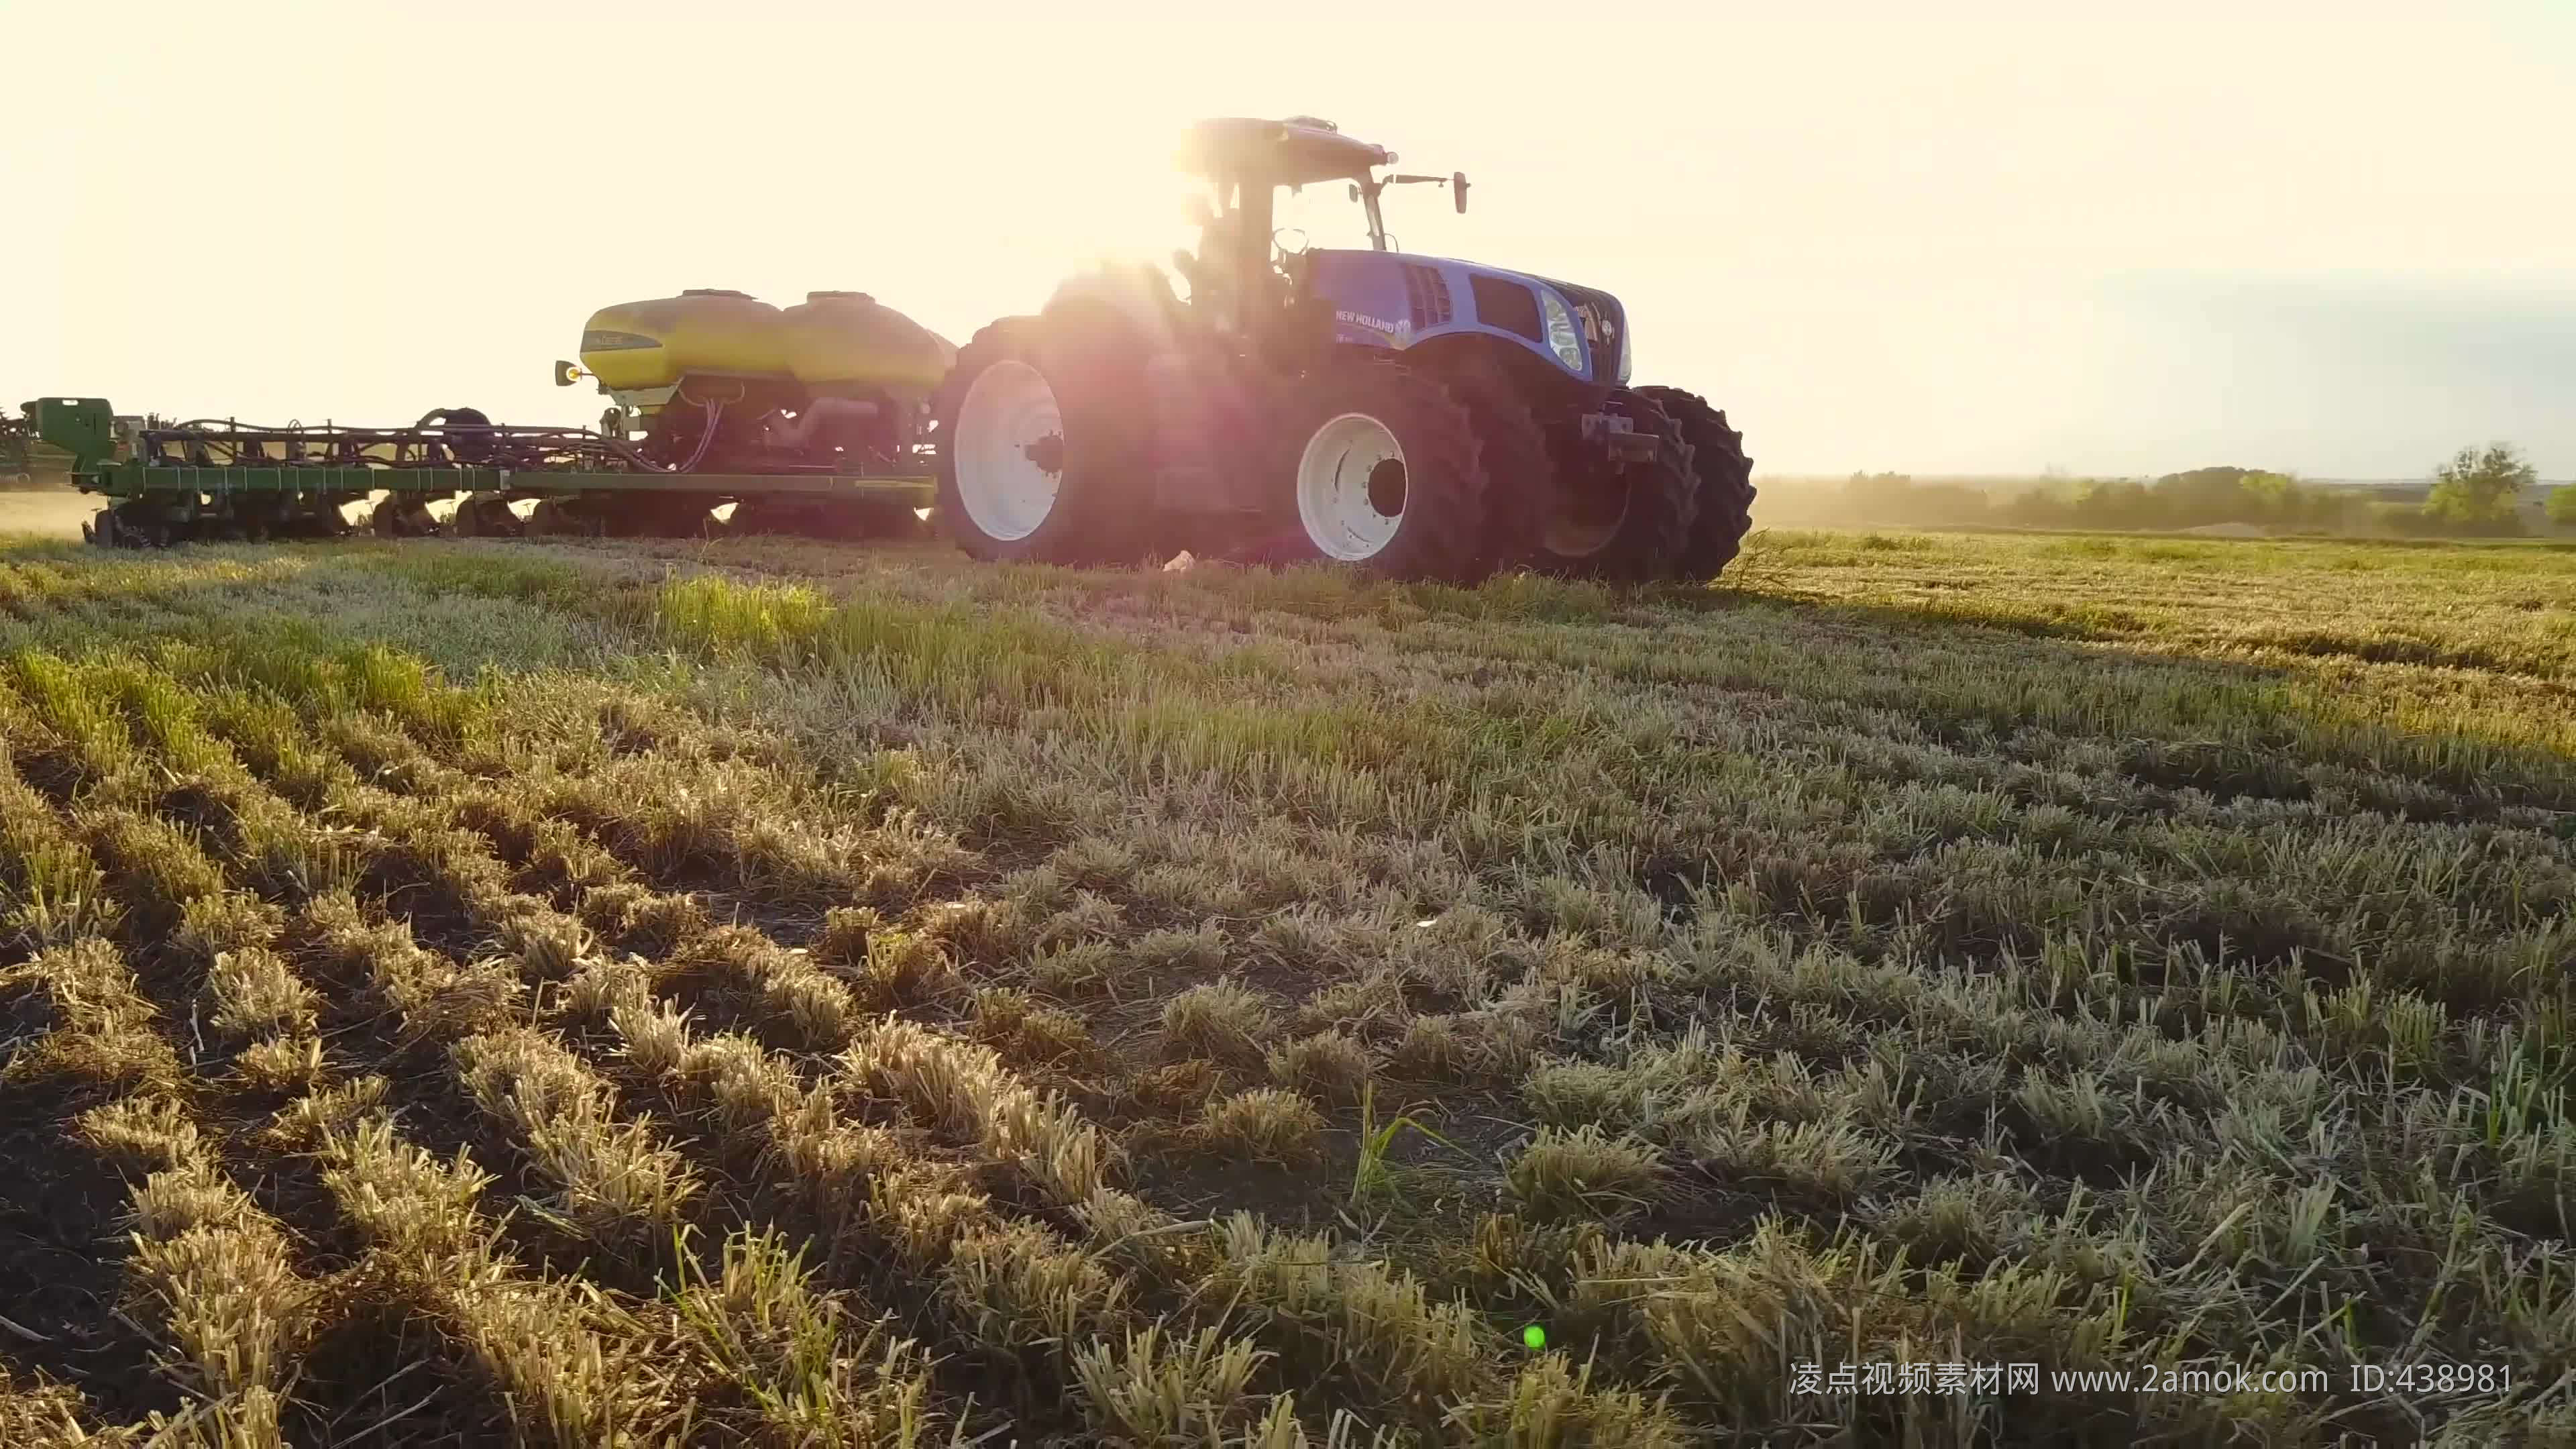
[0,529,2569,1444]
[1197,1088,1328,1165]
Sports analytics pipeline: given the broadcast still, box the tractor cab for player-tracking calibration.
[1170,116,1624,390]
[1171,117,1467,336]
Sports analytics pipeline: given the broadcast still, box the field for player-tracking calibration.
[0,524,2570,1447]
[0,490,109,541]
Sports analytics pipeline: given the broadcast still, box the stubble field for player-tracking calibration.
[0,525,2570,1447]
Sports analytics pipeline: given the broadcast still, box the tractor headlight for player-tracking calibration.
[1540,289,1584,373]
[1615,315,1633,384]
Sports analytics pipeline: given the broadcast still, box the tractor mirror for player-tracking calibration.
[1453,172,1470,214]
[1348,183,1360,203]
[554,360,582,388]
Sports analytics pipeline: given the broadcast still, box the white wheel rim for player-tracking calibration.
[953,360,1063,542]
[1297,412,1408,562]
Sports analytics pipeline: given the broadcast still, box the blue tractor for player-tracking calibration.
[932,116,1754,584]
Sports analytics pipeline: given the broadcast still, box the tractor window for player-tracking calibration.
[1271,181,1381,256]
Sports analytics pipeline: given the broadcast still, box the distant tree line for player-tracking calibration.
[1790,444,2565,537]
[1994,467,2359,533]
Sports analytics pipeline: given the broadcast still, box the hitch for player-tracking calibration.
[1580,411,1661,464]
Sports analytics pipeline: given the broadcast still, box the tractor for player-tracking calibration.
[930,116,1754,583]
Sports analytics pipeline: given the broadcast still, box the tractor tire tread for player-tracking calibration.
[1530,389,1696,582]
[1431,356,1550,576]
[1638,384,1757,581]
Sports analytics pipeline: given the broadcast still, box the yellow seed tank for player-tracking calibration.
[579,289,956,395]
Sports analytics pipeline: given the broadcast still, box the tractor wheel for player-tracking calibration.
[1283,357,1491,584]
[932,308,1153,566]
[1525,389,1695,582]
[1638,386,1756,581]
[1432,356,1552,576]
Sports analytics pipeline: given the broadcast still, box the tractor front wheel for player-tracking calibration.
[1284,359,1491,584]
[1637,386,1756,581]
[1525,389,1695,583]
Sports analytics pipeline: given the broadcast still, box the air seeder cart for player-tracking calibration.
[32,288,955,546]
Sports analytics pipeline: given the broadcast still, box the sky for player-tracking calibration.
[7,0,2572,480]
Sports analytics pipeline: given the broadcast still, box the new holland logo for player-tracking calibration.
[1336,309,1405,337]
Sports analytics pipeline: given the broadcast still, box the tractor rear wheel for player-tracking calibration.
[1525,389,1695,583]
[932,307,1153,566]
[1638,386,1756,580]
[1283,358,1491,584]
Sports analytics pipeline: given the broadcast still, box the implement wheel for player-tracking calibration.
[278,508,351,541]
[729,495,925,541]
[523,498,604,538]
[370,496,440,538]
[452,493,523,538]
[604,496,718,539]
[93,501,176,549]
[851,498,929,541]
